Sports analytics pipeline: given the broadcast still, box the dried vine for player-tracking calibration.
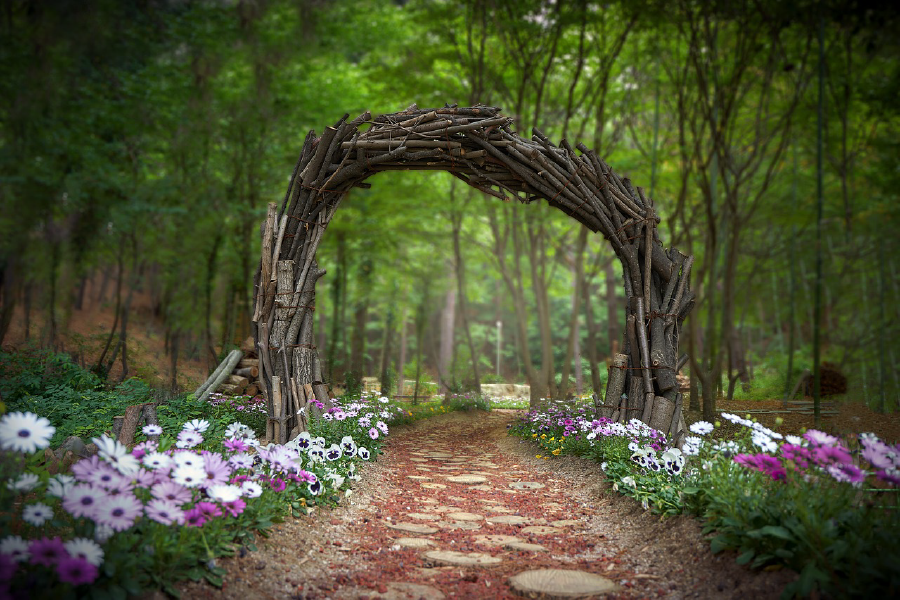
[252,104,694,445]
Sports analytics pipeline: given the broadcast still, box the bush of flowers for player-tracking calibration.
[440,393,492,412]
[511,402,900,598]
[0,408,374,599]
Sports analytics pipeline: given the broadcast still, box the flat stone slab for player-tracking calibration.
[353,581,446,600]
[520,526,564,535]
[472,535,520,546]
[445,474,488,484]
[436,521,482,531]
[508,569,620,598]
[406,513,441,521]
[423,551,502,567]
[470,485,493,491]
[415,467,432,471]
[385,522,439,534]
[409,457,428,462]
[395,537,437,548]
[550,519,582,527]
[509,481,545,490]
[445,512,484,521]
[407,475,432,481]
[486,515,530,525]
[505,541,548,552]
[421,483,447,490]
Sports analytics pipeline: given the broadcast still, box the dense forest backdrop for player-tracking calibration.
[1,0,898,414]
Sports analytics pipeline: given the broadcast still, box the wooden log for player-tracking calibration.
[604,354,628,412]
[234,366,259,378]
[668,393,684,441]
[226,374,250,388]
[640,392,655,423]
[244,384,259,397]
[194,349,243,402]
[238,358,259,368]
[117,404,147,446]
[112,416,125,440]
[253,203,277,323]
[648,396,676,433]
[633,297,654,394]
[142,404,160,441]
[343,139,462,150]
[271,376,283,444]
[217,383,242,396]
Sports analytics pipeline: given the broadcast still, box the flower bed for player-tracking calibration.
[509,401,900,598]
[0,388,484,598]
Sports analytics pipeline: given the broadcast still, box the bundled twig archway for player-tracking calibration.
[251,104,694,446]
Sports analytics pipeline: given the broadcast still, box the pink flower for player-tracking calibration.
[826,463,866,485]
[223,438,247,453]
[780,444,812,469]
[151,481,192,505]
[28,537,66,567]
[56,557,98,585]
[804,429,840,447]
[223,498,246,517]
[63,484,105,519]
[93,494,143,531]
[183,508,207,527]
[812,444,853,467]
[202,453,232,488]
[196,502,222,519]
[145,499,185,525]
[270,478,286,492]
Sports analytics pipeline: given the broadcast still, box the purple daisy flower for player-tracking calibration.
[28,537,66,567]
[202,453,231,488]
[183,508,207,527]
[71,455,104,482]
[94,494,142,531]
[86,463,123,490]
[56,556,98,585]
[145,499,185,525]
[151,481,193,505]
[62,484,105,519]
[223,498,246,518]
[196,502,222,519]
[0,554,17,582]
[223,438,248,453]
[176,430,203,449]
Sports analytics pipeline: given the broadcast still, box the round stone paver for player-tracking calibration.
[445,474,488,484]
[470,485,493,491]
[520,525,563,535]
[550,519,582,527]
[406,475,431,481]
[420,483,447,490]
[508,481,545,490]
[436,521,481,531]
[444,512,484,521]
[406,512,441,521]
[423,551,502,567]
[394,537,437,548]
[508,569,620,598]
[485,515,530,525]
[504,541,548,552]
[385,522,439,534]
[356,581,446,600]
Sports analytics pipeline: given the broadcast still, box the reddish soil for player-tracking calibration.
[174,411,795,600]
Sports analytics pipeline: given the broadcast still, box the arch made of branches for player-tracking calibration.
[251,104,694,445]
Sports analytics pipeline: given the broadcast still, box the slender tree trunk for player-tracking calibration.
[559,227,587,397]
[397,312,408,396]
[812,17,825,424]
[450,187,481,390]
[204,234,223,371]
[605,260,619,358]
[327,232,345,381]
[438,278,457,394]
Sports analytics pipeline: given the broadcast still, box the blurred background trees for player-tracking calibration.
[1,0,897,411]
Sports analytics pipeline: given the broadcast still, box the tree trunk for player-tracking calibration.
[438,278,457,394]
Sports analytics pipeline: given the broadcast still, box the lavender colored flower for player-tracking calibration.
[196,502,222,519]
[229,453,254,470]
[368,427,379,440]
[183,508,207,527]
[151,480,193,505]
[62,538,104,567]
[223,498,246,517]
[202,452,232,488]
[176,430,204,449]
[28,537,66,567]
[63,484,105,519]
[94,494,142,531]
[812,444,853,467]
[56,556,99,585]
[0,554,16,582]
[826,463,866,485]
[145,499,185,525]
[223,438,248,453]
[0,536,29,563]
[86,462,124,489]
[804,429,840,447]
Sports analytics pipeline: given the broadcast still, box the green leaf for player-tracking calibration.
[681,486,701,494]
[750,525,794,541]
[204,572,223,588]
[709,534,733,554]
[736,550,755,565]
[774,548,795,560]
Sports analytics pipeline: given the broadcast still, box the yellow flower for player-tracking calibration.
[543,456,549,460]
[540,434,547,439]
[536,454,542,459]
[549,437,555,442]
[532,433,538,438]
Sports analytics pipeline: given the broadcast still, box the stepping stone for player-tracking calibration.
[432,506,462,513]
[550,519,581,528]
[486,515,530,525]
[410,457,428,462]
[447,496,468,502]
[386,522,439,534]
[469,471,494,476]
[508,569,620,598]
[421,483,447,490]
[407,475,431,481]
[445,512,483,521]
[420,498,439,504]
[427,453,454,458]
[504,541,548,552]
[472,534,520,546]
[423,551,502,567]
[446,474,488,484]
[415,467,432,471]
[436,521,482,530]
[395,537,437,548]
[353,581,446,600]
[520,526,563,535]
[406,513,441,521]
[483,506,513,513]
[477,499,502,504]
[501,490,519,495]
[470,485,493,491]
[509,481,545,490]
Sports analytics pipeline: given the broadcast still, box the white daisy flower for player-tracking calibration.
[241,481,263,498]
[171,465,206,488]
[94,524,115,544]
[207,484,242,503]
[7,473,41,493]
[172,452,202,469]
[0,535,30,562]
[63,537,104,567]
[183,419,210,433]
[689,421,714,435]
[0,412,55,453]
[229,453,254,469]
[46,475,75,498]
[143,452,174,471]
[142,424,163,436]
[22,502,53,526]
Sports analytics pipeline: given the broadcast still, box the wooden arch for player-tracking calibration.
[251,104,694,445]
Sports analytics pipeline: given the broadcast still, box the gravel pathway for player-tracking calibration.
[175,410,795,599]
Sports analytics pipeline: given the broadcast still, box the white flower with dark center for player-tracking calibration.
[143,452,173,471]
[312,436,326,448]
[340,436,357,455]
[63,538,104,567]
[142,424,163,436]
[751,432,778,454]
[241,481,263,498]
[172,465,206,488]
[183,419,210,433]
[325,444,343,461]
[0,535,30,562]
[357,446,370,460]
[683,436,702,456]
[376,421,389,435]
[22,502,53,526]
[92,435,141,475]
[379,396,389,404]
[628,441,639,452]
[322,413,334,421]
[689,421,714,436]
[308,479,323,495]
[307,447,325,463]
[47,475,75,498]
[0,411,55,453]
[229,453,254,469]
[224,422,251,439]
[176,430,203,449]
[334,411,347,421]
[621,476,636,488]
[662,449,685,476]
[173,452,202,469]
[207,484,242,503]
[785,435,804,446]
[294,432,312,450]
[7,473,40,493]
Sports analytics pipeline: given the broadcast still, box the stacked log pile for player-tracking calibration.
[253,104,694,445]
[215,338,262,397]
[801,362,848,397]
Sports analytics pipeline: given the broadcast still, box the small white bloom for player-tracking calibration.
[207,484,242,503]
[22,502,53,526]
[183,419,210,433]
[785,435,804,446]
[0,535,30,562]
[63,537,104,567]
[7,473,41,493]
[94,524,115,543]
[241,481,263,498]
[171,465,206,488]
[46,474,75,498]
[620,476,636,488]
[0,412,55,453]
[142,424,163,436]
[689,421,714,435]
[143,452,174,470]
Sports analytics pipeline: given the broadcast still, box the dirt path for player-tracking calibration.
[176,410,795,599]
